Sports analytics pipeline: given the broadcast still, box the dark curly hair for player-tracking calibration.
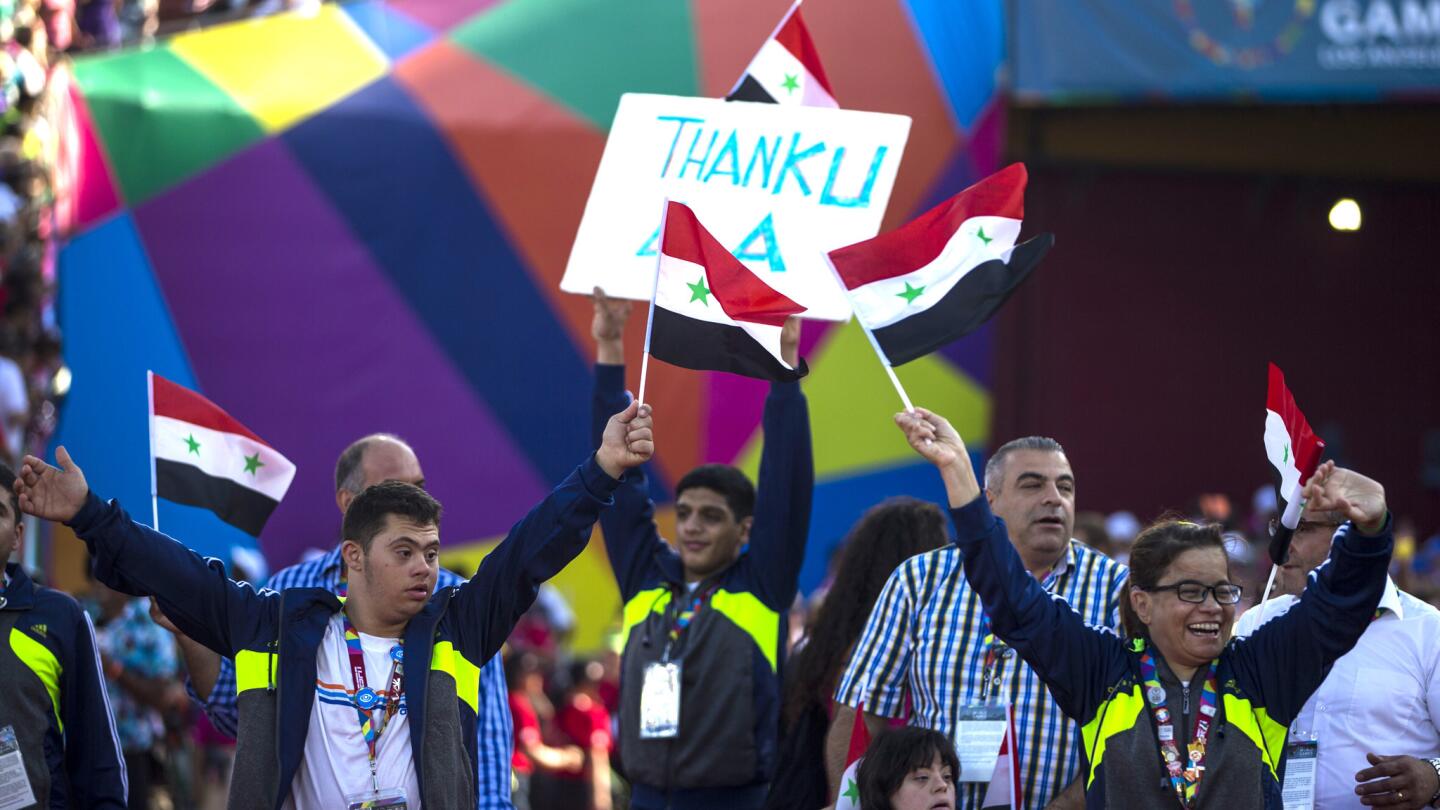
[782,497,949,731]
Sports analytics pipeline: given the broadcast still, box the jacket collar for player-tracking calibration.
[1,562,35,610]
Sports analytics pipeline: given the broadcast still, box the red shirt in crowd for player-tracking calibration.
[508,691,542,775]
[554,692,612,780]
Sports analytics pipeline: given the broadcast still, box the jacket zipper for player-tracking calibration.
[1182,683,1190,717]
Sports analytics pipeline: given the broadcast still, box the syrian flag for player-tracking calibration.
[1263,363,1325,564]
[726,1,837,108]
[149,372,297,536]
[648,201,807,382]
[832,702,871,810]
[828,163,1053,366]
[981,705,1021,810]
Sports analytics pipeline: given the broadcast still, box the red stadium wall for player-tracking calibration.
[992,166,1440,530]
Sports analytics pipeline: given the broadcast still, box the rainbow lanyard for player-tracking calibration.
[1139,648,1218,809]
[340,608,405,791]
[662,582,719,660]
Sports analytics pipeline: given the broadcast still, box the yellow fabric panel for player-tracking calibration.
[431,641,481,715]
[621,588,671,642]
[1221,694,1288,779]
[234,649,277,693]
[709,589,779,672]
[168,5,387,133]
[1079,684,1146,787]
[10,627,62,731]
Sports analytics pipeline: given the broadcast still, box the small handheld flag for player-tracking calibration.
[639,201,807,398]
[826,163,1052,408]
[1263,362,1326,565]
[148,372,297,537]
[726,1,837,108]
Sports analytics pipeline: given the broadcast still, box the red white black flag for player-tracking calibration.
[726,1,837,108]
[1263,363,1325,564]
[649,201,807,382]
[149,372,296,536]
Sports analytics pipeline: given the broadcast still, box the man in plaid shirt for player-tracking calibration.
[157,433,514,809]
[827,436,1127,809]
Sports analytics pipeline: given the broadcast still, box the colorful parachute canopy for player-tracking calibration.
[56,0,1005,651]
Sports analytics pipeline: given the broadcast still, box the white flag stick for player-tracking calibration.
[823,254,915,412]
[147,370,160,532]
[637,199,671,407]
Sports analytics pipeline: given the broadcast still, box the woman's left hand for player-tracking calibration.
[1301,461,1387,535]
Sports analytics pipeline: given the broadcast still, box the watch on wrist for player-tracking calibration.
[1426,756,1440,807]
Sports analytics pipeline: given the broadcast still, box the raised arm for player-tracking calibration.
[16,448,279,658]
[894,409,1127,719]
[591,288,673,600]
[746,317,814,609]
[1228,462,1392,725]
[451,403,653,662]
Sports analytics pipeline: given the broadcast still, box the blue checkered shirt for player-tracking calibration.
[189,545,514,808]
[835,538,1127,809]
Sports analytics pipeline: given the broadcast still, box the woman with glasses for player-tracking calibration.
[892,407,1393,809]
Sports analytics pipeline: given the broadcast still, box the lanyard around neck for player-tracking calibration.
[1139,647,1219,809]
[340,608,405,787]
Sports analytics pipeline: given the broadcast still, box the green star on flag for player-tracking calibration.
[843,777,859,801]
[781,73,799,94]
[184,434,201,455]
[687,275,712,306]
[976,226,994,246]
[897,281,925,304]
[243,453,265,476]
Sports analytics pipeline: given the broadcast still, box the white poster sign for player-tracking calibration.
[562,93,912,321]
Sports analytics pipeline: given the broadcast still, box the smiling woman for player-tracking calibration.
[893,407,1395,810]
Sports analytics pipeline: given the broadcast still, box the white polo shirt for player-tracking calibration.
[1235,579,1440,809]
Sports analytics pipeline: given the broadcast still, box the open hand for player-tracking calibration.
[597,402,654,479]
[15,446,88,523]
[1355,753,1438,808]
[1302,461,1386,535]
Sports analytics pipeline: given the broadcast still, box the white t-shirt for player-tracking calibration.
[284,616,422,809]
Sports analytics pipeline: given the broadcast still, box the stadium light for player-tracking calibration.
[1329,198,1361,232]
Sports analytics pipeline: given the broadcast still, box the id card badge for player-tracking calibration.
[0,725,38,810]
[344,787,409,810]
[1280,739,1318,810]
[954,703,1008,783]
[640,661,682,739]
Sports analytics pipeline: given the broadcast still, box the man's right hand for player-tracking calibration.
[596,401,654,479]
[16,446,88,523]
[593,286,631,365]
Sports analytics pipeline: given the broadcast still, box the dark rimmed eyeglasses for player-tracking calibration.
[1144,580,1243,605]
[1268,518,1342,537]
